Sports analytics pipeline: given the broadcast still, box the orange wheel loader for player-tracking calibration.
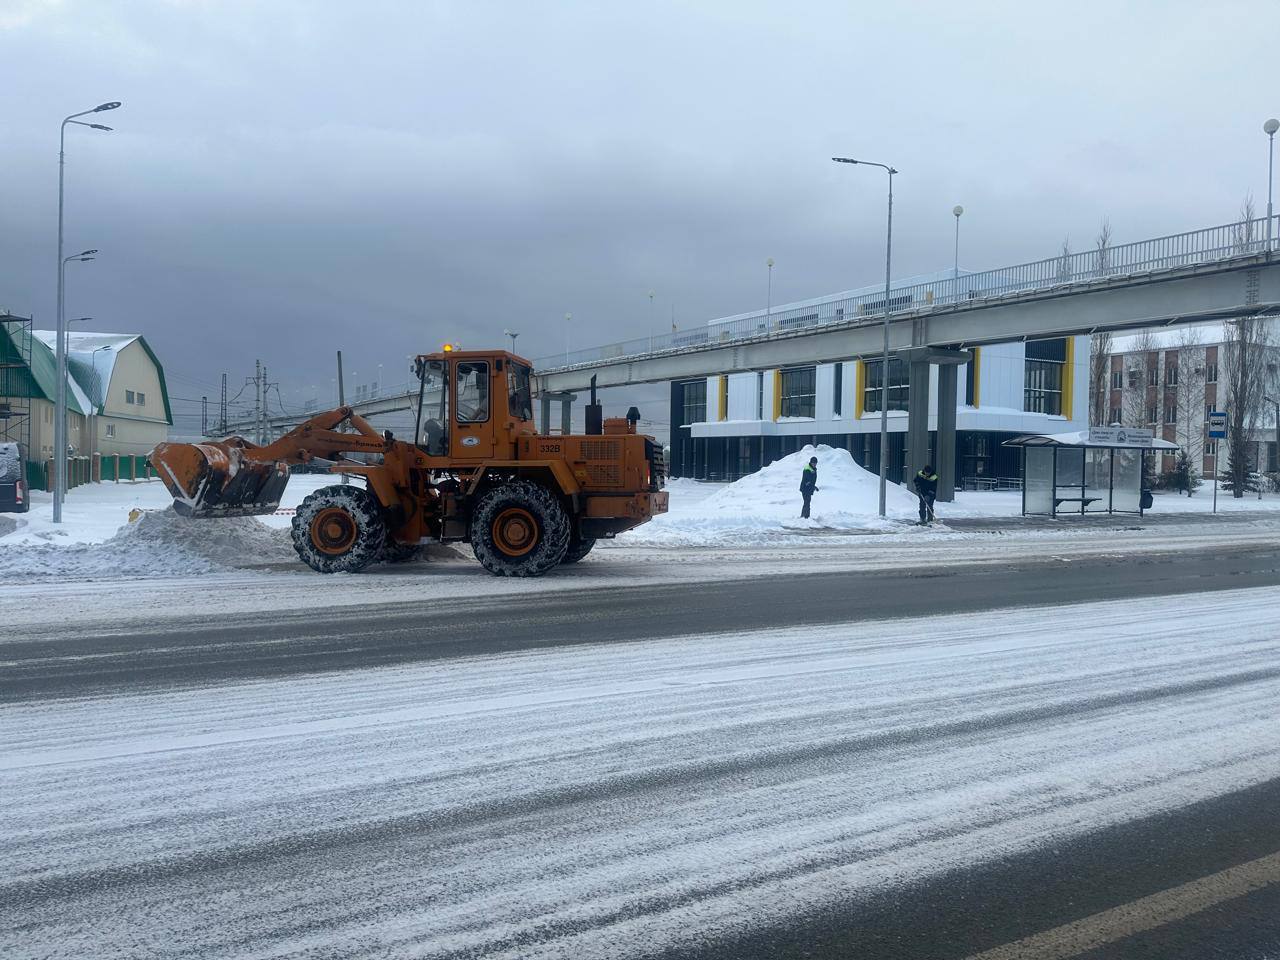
[149,350,668,576]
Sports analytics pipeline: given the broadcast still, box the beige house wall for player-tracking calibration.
[94,340,170,457]
[30,398,88,460]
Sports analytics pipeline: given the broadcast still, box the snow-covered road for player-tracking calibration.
[4,588,1278,958]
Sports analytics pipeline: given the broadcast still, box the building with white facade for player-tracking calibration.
[668,283,1090,484]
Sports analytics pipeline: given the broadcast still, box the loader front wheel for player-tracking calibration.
[470,480,570,577]
[292,485,386,574]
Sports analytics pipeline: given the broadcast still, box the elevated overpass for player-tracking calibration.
[231,219,1280,487]
[534,219,1280,393]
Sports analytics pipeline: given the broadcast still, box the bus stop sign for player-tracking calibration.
[1208,411,1228,439]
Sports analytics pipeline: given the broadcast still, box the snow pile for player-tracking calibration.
[0,507,297,582]
[625,445,922,545]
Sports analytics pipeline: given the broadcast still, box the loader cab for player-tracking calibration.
[413,349,537,461]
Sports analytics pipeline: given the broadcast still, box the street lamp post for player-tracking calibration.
[766,258,775,320]
[503,328,519,353]
[56,251,97,507]
[648,290,655,352]
[564,313,571,366]
[54,99,119,522]
[952,205,964,287]
[833,156,897,518]
[1265,119,1279,251]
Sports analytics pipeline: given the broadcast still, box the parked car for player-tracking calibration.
[0,441,30,513]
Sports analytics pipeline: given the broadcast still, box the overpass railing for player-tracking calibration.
[537,216,1279,371]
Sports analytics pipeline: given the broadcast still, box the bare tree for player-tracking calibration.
[1094,218,1112,277]
[1055,239,1072,283]
[1121,330,1158,429]
[1172,326,1206,491]
[1224,318,1275,495]
[1087,220,1116,426]
[1232,195,1258,253]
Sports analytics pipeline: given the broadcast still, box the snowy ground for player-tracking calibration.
[5,452,1280,584]
[3,587,1278,958]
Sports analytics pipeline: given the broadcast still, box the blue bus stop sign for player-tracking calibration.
[1208,411,1228,439]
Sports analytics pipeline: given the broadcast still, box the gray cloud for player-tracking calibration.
[2,0,1278,431]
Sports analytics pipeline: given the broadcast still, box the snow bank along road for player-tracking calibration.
[4,539,1280,957]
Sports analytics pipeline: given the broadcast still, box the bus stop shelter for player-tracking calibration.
[1003,429,1178,517]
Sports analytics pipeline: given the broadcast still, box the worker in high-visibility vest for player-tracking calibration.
[799,456,819,518]
[914,465,939,525]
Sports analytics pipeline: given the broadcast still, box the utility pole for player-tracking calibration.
[201,396,208,437]
[219,373,228,435]
[336,350,348,484]
[257,360,264,444]
[261,364,269,443]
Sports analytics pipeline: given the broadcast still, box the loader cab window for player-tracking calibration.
[508,361,534,421]
[419,359,449,455]
[456,361,489,423]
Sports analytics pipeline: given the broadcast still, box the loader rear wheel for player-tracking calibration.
[470,480,570,577]
[560,531,596,564]
[292,485,386,574]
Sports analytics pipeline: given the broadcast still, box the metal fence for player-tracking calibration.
[536,216,1280,372]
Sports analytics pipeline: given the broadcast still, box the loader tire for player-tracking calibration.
[560,531,596,564]
[379,541,421,564]
[470,480,570,577]
[291,485,386,574]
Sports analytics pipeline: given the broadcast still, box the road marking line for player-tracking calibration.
[962,849,1280,960]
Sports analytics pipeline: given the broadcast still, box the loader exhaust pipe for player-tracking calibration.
[585,374,603,435]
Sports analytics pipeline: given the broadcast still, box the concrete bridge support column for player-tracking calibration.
[560,395,573,436]
[906,360,932,491]
[936,364,958,502]
[902,348,970,504]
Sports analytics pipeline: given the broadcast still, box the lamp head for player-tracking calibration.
[1265,118,1280,136]
[767,257,774,267]
[89,123,113,131]
[953,205,964,217]
[94,101,122,112]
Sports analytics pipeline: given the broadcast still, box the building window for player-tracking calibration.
[1204,363,1217,383]
[681,380,707,424]
[864,357,908,413]
[125,390,135,404]
[779,366,816,419]
[1110,370,1124,390]
[1108,406,1122,424]
[1147,404,1158,424]
[1165,404,1177,424]
[1165,364,1178,386]
[1025,339,1066,415]
[756,371,764,420]
[832,363,843,416]
[105,424,116,438]
[1205,439,1217,458]
[1147,365,1158,387]
[136,391,145,406]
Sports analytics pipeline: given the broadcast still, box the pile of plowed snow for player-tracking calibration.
[0,508,298,582]
[620,445,923,545]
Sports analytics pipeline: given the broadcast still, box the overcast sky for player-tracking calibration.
[3,0,1279,432]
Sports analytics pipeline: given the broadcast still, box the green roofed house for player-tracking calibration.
[1,316,172,476]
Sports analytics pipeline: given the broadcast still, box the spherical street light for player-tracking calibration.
[1265,118,1279,136]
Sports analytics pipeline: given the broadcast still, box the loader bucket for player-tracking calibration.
[149,441,291,518]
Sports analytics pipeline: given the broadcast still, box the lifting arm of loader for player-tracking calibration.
[149,406,393,518]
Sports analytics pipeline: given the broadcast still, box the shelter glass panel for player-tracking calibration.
[1024,447,1054,514]
[1111,449,1143,512]
[1084,448,1113,512]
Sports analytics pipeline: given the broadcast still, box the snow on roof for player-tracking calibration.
[31,330,155,415]
[1003,430,1179,450]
